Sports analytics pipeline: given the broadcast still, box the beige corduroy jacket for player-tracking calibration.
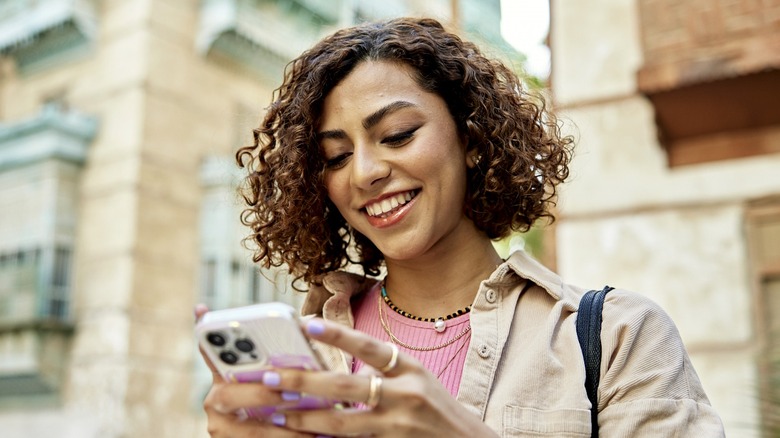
[301,250,725,437]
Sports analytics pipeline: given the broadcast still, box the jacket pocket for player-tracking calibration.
[503,405,591,437]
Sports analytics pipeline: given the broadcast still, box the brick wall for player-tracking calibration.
[637,0,780,92]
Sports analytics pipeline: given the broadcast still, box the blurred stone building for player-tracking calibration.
[0,0,516,436]
[551,0,780,436]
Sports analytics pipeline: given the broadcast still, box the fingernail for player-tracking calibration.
[270,412,286,427]
[193,303,208,322]
[281,391,300,401]
[306,319,325,335]
[262,371,281,386]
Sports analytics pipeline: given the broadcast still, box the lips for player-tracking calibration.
[365,190,418,218]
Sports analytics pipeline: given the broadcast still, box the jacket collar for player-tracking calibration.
[301,250,580,317]
[496,250,582,310]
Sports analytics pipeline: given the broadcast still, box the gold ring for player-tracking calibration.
[378,343,399,373]
[366,375,383,409]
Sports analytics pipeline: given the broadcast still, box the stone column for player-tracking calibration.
[65,1,201,436]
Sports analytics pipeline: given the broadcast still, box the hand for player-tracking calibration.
[195,304,321,438]
[251,318,500,438]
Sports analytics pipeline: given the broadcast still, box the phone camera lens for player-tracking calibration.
[219,351,239,365]
[206,332,227,347]
[235,339,254,353]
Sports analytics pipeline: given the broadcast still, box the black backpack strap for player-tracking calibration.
[576,286,614,438]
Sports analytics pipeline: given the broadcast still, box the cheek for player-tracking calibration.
[323,173,348,210]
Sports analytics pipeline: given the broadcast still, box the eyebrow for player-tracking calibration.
[317,100,417,140]
[362,100,416,130]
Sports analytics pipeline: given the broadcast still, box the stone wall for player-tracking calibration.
[551,0,780,436]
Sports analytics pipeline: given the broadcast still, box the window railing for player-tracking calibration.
[0,246,73,323]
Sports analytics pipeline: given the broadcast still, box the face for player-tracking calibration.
[319,60,476,262]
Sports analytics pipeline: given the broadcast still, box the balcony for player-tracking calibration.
[0,103,97,171]
[0,103,96,400]
[0,0,97,74]
[196,0,338,80]
[0,247,74,404]
[636,0,780,166]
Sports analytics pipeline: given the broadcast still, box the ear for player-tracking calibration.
[466,149,481,168]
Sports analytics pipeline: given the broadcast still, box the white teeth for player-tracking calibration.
[366,191,416,217]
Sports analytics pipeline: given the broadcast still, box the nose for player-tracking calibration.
[351,143,390,189]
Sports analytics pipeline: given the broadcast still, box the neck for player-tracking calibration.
[383,233,502,319]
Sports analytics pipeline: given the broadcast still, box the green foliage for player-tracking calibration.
[493,226,546,261]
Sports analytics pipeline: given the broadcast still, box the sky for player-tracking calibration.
[500,0,551,79]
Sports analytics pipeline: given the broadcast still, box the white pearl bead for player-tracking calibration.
[434,318,446,332]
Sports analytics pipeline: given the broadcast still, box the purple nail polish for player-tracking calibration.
[306,319,326,335]
[262,371,281,386]
[270,412,286,427]
[281,391,300,401]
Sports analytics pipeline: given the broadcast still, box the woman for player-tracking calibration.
[198,17,724,437]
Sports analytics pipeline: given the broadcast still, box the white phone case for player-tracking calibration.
[196,302,335,418]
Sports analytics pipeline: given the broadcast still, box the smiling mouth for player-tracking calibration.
[365,190,418,218]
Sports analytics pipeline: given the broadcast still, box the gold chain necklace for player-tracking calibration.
[435,333,471,378]
[377,291,471,352]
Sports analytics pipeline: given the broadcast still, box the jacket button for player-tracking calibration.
[477,344,490,358]
[486,289,497,303]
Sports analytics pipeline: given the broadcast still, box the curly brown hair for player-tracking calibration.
[236,17,573,286]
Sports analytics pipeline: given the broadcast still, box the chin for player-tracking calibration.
[374,241,430,262]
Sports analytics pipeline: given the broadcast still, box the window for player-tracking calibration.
[746,198,780,435]
[0,247,72,322]
[47,247,71,319]
[201,259,218,308]
[199,154,299,310]
[0,248,39,322]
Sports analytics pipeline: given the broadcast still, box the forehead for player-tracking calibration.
[320,61,430,122]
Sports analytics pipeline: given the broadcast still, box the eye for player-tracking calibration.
[324,153,351,170]
[381,127,419,147]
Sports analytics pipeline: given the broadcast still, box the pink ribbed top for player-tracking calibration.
[352,282,471,397]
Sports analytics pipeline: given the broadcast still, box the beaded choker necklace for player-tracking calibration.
[381,278,472,333]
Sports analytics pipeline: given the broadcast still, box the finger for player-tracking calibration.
[194,303,209,322]
[304,318,410,376]
[263,368,373,408]
[206,412,317,438]
[204,411,259,438]
[204,381,293,414]
[273,408,382,437]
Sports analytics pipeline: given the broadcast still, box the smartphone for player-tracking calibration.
[196,301,336,418]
